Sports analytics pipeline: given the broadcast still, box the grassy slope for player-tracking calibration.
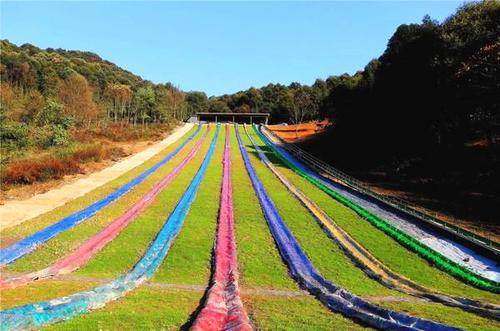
[250,129,498,301]
[0,127,213,307]
[38,128,225,330]
[42,126,368,330]
[231,127,369,330]
[248,128,499,329]
[239,130,396,297]
[2,125,199,272]
[1,125,495,330]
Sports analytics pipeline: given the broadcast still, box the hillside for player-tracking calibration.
[0,40,199,193]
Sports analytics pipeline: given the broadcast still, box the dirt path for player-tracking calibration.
[0,271,429,303]
[0,123,194,231]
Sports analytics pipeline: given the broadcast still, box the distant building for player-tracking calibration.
[195,112,270,124]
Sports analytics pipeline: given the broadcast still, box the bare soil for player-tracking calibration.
[269,120,330,143]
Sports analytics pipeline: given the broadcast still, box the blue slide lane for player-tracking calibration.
[0,125,202,266]
[256,125,499,288]
[235,125,460,331]
[0,125,219,331]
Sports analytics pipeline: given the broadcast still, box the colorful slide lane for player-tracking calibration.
[257,125,500,293]
[243,125,499,320]
[236,125,459,331]
[0,125,202,267]
[191,126,252,331]
[0,126,211,289]
[0,125,220,331]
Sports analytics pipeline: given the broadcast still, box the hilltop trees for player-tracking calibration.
[0,40,213,160]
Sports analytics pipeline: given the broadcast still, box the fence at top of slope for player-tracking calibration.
[255,125,500,293]
[236,124,460,331]
[263,126,499,258]
[190,125,252,331]
[0,125,221,331]
[0,126,211,290]
[0,125,202,267]
[243,124,500,320]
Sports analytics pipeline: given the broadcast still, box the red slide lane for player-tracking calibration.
[0,126,211,289]
[190,126,252,331]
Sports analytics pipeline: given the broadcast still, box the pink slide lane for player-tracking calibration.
[191,126,252,331]
[0,126,210,289]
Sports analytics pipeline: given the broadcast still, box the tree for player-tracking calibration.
[289,88,317,139]
[208,99,231,113]
[56,73,98,127]
[105,84,132,122]
[185,91,209,115]
[133,86,156,126]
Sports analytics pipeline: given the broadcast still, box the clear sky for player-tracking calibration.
[1,1,463,96]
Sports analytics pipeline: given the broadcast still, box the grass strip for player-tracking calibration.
[251,127,499,303]
[256,125,499,293]
[0,126,220,330]
[3,126,203,273]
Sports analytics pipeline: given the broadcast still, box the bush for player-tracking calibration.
[71,144,125,163]
[2,144,126,186]
[0,121,29,151]
[3,158,81,185]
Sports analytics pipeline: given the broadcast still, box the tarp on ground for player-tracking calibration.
[244,125,499,320]
[191,126,252,330]
[0,125,202,266]
[0,127,211,289]
[236,125,460,331]
[0,125,220,331]
[256,125,500,293]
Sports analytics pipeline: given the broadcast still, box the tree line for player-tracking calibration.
[0,40,212,154]
[206,1,499,163]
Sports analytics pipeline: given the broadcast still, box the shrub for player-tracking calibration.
[0,121,29,151]
[3,157,81,185]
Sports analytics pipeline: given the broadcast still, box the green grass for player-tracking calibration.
[4,127,203,273]
[230,128,297,291]
[243,294,371,330]
[250,128,499,303]
[0,125,496,330]
[378,301,499,330]
[76,128,217,279]
[44,126,368,330]
[239,130,397,297]
[151,126,223,284]
[0,280,99,310]
[44,287,202,331]
[0,128,214,307]
[230,127,372,329]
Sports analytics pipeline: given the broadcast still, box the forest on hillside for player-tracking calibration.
[0,40,205,187]
[210,2,499,156]
[206,1,500,227]
[1,1,498,206]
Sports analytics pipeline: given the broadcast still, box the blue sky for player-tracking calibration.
[1,1,462,96]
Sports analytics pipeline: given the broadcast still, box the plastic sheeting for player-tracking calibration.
[0,127,211,290]
[256,125,500,293]
[243,125,499,320]
[0,125,220,331]
[236,125,459,331]
[0,125,202,267]
[191,126,252,331]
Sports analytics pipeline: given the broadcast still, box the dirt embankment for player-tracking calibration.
[268,120,330,143]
